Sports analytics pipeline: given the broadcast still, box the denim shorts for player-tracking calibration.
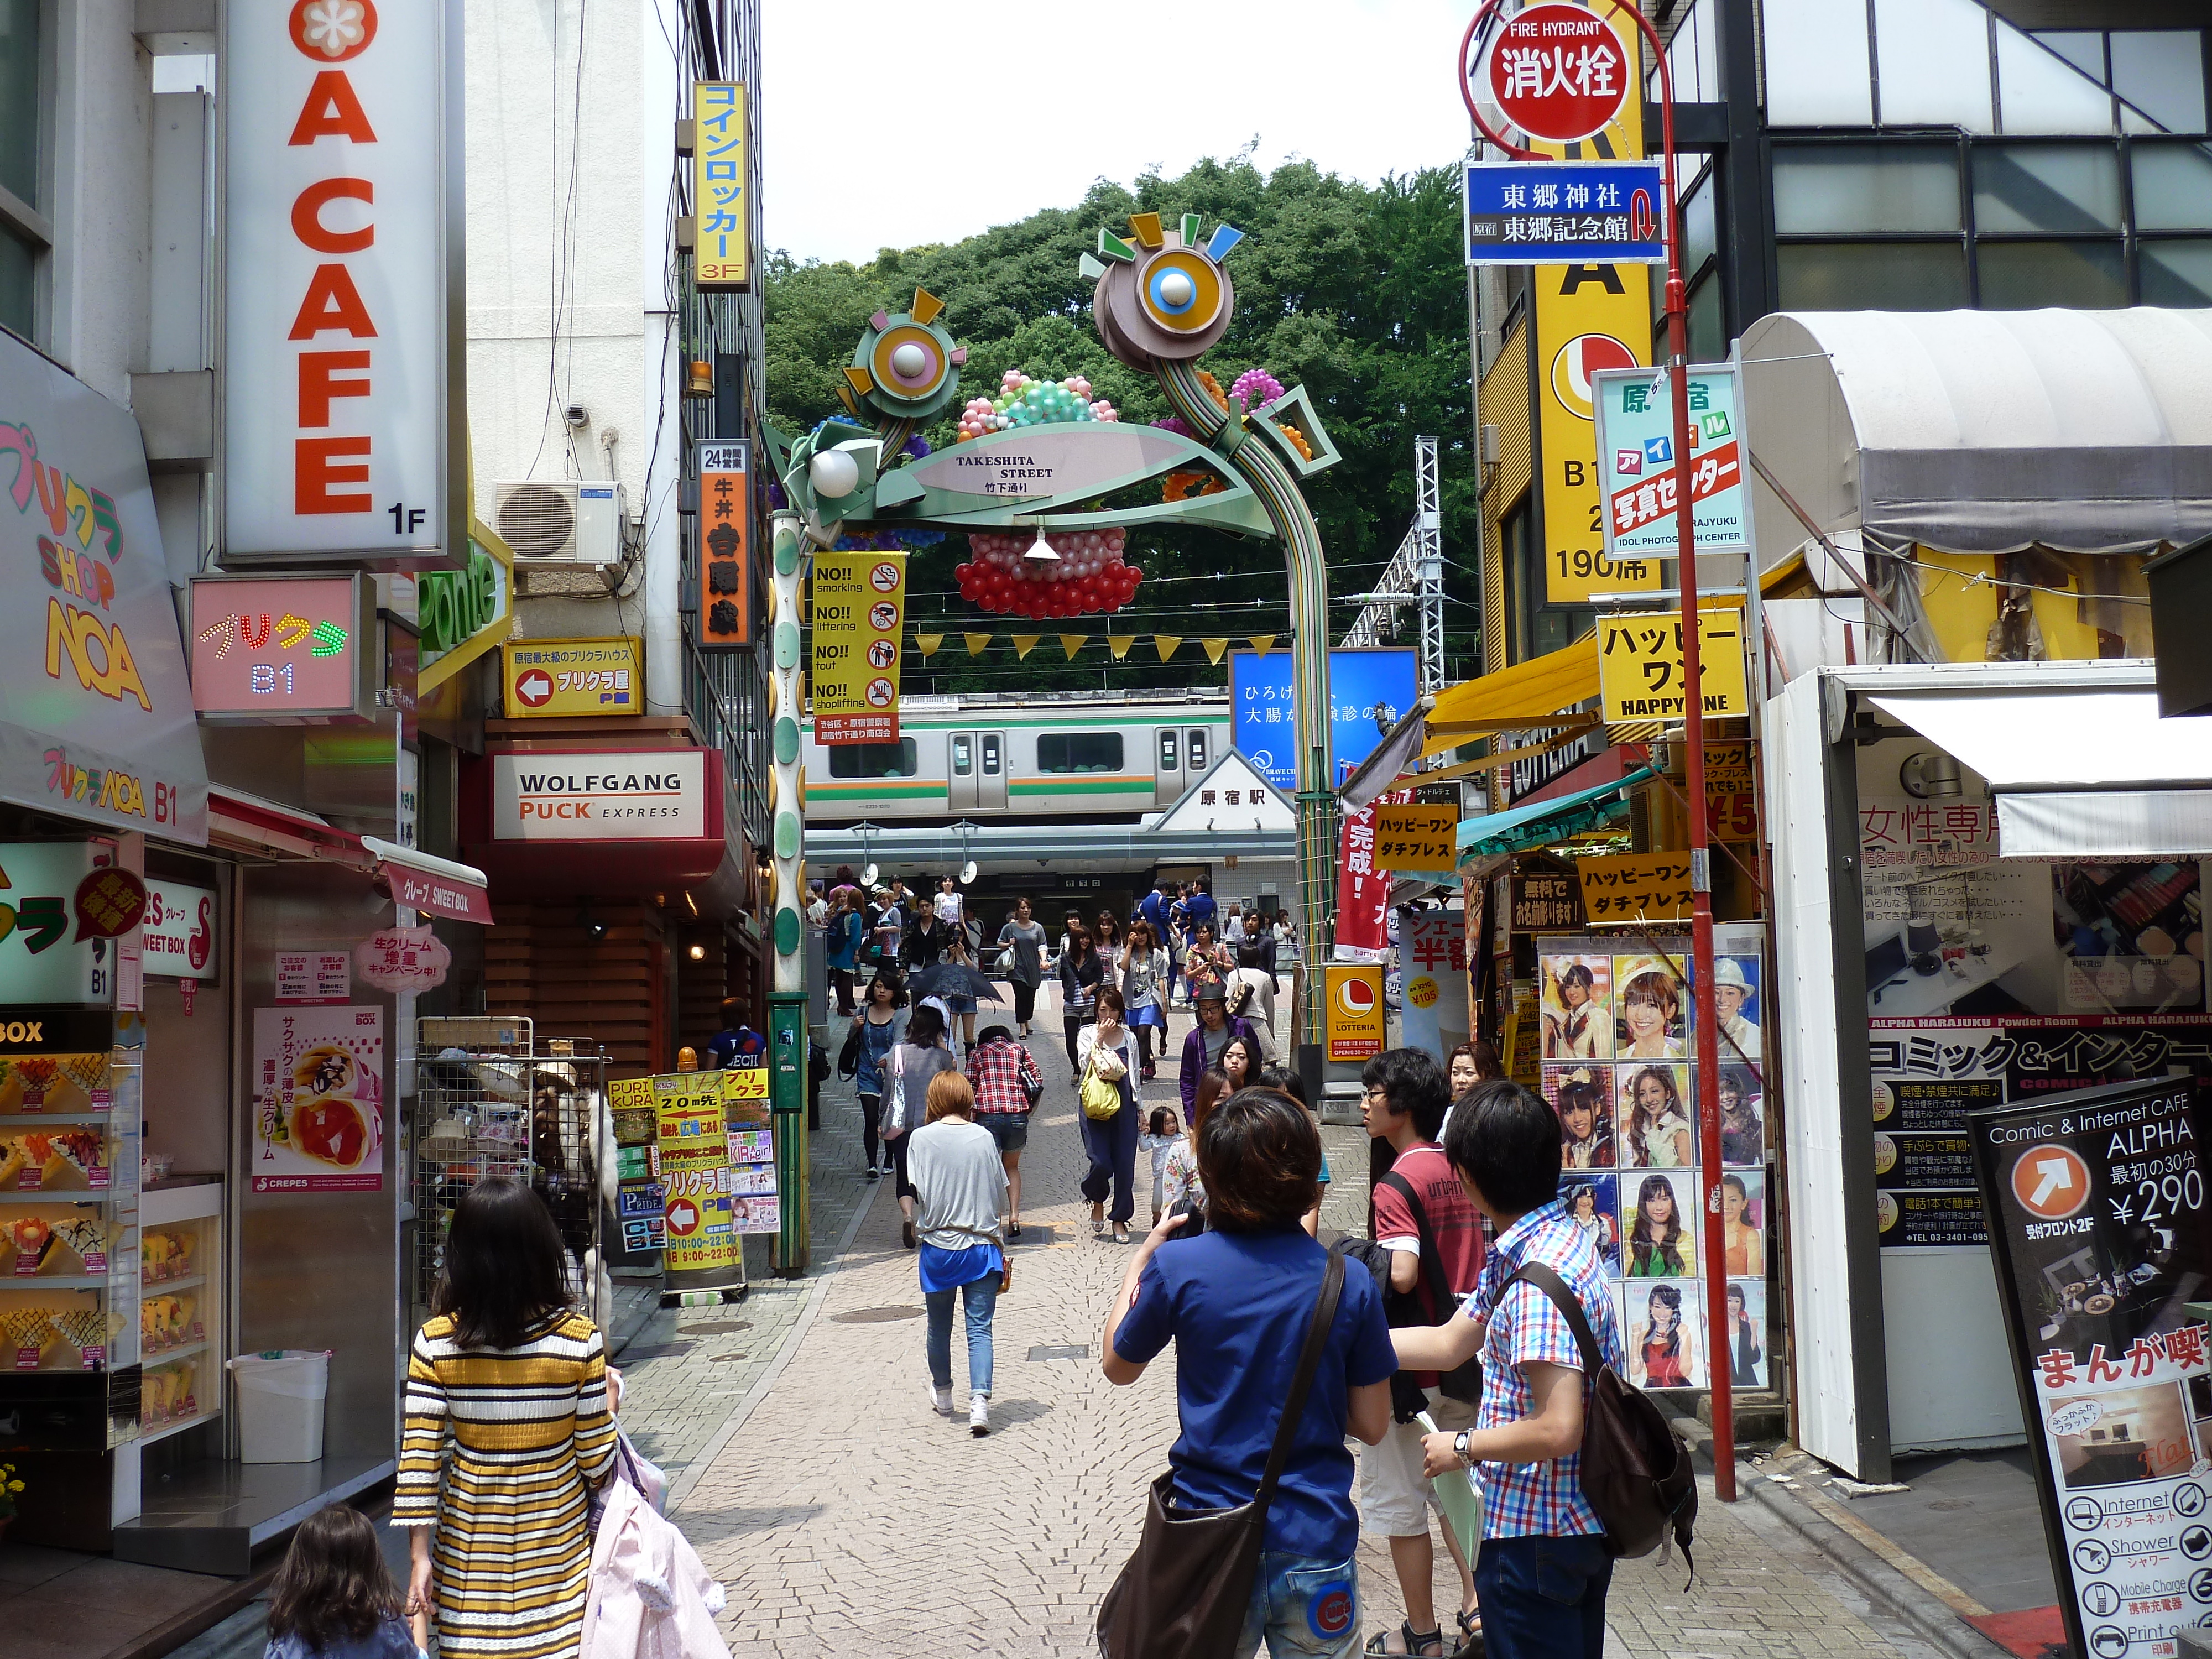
[1238,1550,1361,1658]
[979,1111,1030,1152]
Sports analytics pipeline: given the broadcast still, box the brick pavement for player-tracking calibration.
[662,993,1934,1659]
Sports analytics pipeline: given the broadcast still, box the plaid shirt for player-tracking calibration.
[1465,1197,1625,1540]
[965,1039,1042,1114]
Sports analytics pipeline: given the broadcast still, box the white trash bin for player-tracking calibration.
[228,1350,331,1463]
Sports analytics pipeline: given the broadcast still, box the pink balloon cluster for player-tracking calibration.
[1229,368,1285,411]
[954,369,1121,442]
[954,525,1144,619]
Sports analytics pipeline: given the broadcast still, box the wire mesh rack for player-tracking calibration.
[410,1018,612,1328]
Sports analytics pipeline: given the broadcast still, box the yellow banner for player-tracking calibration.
[1578,851,1695,925]
[693,84,748,288]
[1373,803,1458,872]
[655,1072,740,1274]
[812,550,905,743]
[1324,963,1385,1062]
[500,637,642,719]
[1597,608,1747,723]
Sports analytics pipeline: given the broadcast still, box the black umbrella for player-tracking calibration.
[909,962,1003,1004]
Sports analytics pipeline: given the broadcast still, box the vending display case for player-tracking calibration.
[138,1177,222,1441]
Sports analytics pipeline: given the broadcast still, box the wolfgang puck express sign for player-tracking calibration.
[1972,1078,2212,1659]
[225,0,456,563]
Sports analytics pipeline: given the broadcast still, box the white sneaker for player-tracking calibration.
[927,1382,955,1418]
[969,1393,990,1437]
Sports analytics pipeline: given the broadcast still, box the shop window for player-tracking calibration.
[2142,239,2212,305]
[0,223,30,341]
[1776,242,1969,311]
[2132,144,2212,231]
[1975,239,2126,309]
[1688,274,1723,367]
[1771,145,1961,236]
[1874,0,1993,132]
[0,0,36,207]
[826,739,917,779]
[1037,732,1124,774]
[1972,145,2121,234]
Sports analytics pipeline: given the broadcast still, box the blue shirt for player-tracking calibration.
[1114,1228,1395,1559]
[265,1616,422,1659]
[1185,891,1217,937]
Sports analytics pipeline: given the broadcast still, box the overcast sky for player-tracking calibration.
[760,0,1475,265]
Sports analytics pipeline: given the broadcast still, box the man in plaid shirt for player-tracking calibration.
[1390,1081,1625,1659]
[964,1025,1042,1240]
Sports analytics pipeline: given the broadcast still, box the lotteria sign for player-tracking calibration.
[223,0,458,565]
[490,752,707,842]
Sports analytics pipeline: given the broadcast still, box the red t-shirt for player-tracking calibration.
[1371,1142,1488,1387]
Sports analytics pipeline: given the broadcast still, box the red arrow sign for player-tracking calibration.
[666,1198,700,1235]
[514,670,553,708]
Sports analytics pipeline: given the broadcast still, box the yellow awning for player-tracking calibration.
[1422,634,1600,757]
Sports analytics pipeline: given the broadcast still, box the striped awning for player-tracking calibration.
[1455,767,1653,863]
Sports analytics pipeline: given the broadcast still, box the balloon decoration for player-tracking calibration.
[954,524,1143,620]
[955,369,1119,442]
[1155,367,1309,503]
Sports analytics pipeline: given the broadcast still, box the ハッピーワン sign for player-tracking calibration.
[224,0,458,565]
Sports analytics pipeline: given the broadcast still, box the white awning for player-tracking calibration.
[1869,688,2212,858]
[1742,309,2212,556]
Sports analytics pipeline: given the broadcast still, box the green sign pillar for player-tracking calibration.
[768,509,810,1276]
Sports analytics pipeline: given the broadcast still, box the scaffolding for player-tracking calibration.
[1339,434,1446,698]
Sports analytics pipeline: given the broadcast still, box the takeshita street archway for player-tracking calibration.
[767,213,1344,1077]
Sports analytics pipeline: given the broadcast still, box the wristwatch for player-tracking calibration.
[1454,1430,1474,1466]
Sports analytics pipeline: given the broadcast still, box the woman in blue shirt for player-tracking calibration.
[826,889,865,1016]
[852,969,909,1181]
[1104,1089,1396,1657]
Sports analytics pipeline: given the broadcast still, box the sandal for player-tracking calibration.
[1113,1225,1131,1244]
[1365,1626,1444,1657]
[1008,1220,1022,1241]
[901,1218,916,1249]
[1454,1607,1482,1657]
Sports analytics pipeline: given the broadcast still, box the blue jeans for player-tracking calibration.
[1237,1551,1360,1657]
[924,1271,999,1394]
[1474,1534,1613,1659]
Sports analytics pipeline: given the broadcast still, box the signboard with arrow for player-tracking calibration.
[499,637,642,719]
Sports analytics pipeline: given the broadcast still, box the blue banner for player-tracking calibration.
[1228,649,1419,791]
[1464,161,1666,266]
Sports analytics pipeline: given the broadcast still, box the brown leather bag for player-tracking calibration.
[1095,1249,1345,1659]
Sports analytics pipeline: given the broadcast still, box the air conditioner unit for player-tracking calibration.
[492,479,625,563]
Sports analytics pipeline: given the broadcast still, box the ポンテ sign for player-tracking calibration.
[1479,2,1634,144]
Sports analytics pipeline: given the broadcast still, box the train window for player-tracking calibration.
[951,734,973,776]
[1037,732,1124,774]
[1158,731,1179,770]
[980,734,1001,776]
[1187,729,1209,770]
[826,739,919,779]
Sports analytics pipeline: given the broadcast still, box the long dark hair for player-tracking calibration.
[266,1504,403,1650]
[1642,1282,1684,1357]
[434,1176,572,1350]
[1625,1065,1684,1164]
[1219,1033,1260,1089]
[1630,1173,1686,1275]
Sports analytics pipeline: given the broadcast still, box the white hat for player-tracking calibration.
[1711,958,1752,992]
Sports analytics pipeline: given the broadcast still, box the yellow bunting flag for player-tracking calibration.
[1248,634,1277,656]
[1202,638,1230,665]
[915,633,943,659]
[963,632,992,658]
[1154,635,1183,661]
[1060,634,1088,660]
[1011,634,1042,660]
[1108,635,1136,660]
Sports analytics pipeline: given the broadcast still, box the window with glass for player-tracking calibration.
[1037,732,1124,774]
[826,739,918,779]
[2032,30,2208,134]
[1156,730,1178,771]
[1185,729,1207,771]
[0,0,41,341]
[951,734,972,776]
[980,733,1001,775]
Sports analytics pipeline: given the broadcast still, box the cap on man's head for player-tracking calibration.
[1196,981,1228,1003]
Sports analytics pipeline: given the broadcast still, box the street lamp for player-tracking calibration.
[1022,519,1060,563]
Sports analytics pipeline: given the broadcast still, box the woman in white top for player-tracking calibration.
[1075,987,1143,1244]
[907,1070,1011,1436]
[1118,919,1171,1082]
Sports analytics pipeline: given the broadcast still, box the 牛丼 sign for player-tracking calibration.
[502,638,642,718]
[189,575,365,719]
[811,552,905,745]
[696,442,750,648]
[223,0,457,564]
[1577,852,1694,924]
[1591,362,1749,560]
[1373,803,1459,873]
[1597,608,1747,723]
[694,84,748,288]
[1464,161,1664,265]
[490,751,707,841]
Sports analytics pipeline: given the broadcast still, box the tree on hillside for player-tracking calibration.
[763,157,1481,695]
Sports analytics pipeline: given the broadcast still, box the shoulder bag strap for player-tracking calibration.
[1378,1170,1455,1320]
[1254,1249,1345,1508]
[1503,1259,1604,1375]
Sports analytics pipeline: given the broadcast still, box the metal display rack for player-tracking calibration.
[410,1019,611,1327]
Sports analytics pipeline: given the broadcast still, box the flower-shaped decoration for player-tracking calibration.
[290,0,377,62]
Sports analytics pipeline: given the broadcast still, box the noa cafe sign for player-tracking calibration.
[224,0,458,565]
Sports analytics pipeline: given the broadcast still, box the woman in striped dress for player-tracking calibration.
[395,1177,618,1657]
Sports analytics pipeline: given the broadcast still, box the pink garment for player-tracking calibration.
[582,1478,731,1659]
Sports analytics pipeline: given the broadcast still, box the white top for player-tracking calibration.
[933,890,964,926]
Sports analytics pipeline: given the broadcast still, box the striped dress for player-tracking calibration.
[392,1310,618,1658]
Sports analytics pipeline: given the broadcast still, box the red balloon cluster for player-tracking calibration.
[953,528,1145,619]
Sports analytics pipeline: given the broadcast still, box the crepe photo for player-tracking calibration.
[252,1007,386,1193]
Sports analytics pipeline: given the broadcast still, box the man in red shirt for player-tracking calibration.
[1361,1047,1486,1656]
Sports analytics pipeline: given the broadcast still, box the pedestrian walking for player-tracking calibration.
[1394,1082,1627,1659]
[849,969,909,1180]
[1238,911,1280,990]
[1058,924,1104,1084]
[938,928,982,1052]
[884,1004,961,1251]
[909,1070,1013,1437]
[1160,1068,1228,1225]
[1120,919,1171,1080]
[1219,1030,1262,1095]
[394,1177,618,1659]
[933,874,965,933]
[1096,910,1124,962]
[1102,1089,1396,1658]
[997,896,1047,1037]
[266,1504,418,1659]
[1441,1040,1504,1141]
[1359,1051,1486,1658]
[1077,986,1142,1243]
[966,1024,1042,1240]
[826,888,864,1017]
[902,903,951,976]
[1180,981,1259,1113]
[1182,922,1233,999]
[1140,1106,1181,1225]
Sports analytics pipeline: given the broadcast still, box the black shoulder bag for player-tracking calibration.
[1376,1171,1484,1407]
[1096,1250,1344,1659]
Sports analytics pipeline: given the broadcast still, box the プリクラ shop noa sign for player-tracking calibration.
[224,0,456,563]
[491,752,706,841]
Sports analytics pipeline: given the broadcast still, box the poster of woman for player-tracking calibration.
[1721,1170,1768,1277]
[1618,1063,1695,1168]
[1614,954,1688,1058]
[1559,1172,1621,1275]
[1545,1064,1616,1168]
[1624,1171,1697,1278]
[1540,954,1613,1059]
[1625,1279,1705,1389]
[1722,1280,1767,1388]
[1718,1063,1764,1166]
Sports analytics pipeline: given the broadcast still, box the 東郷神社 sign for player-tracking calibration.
[1464,161,1664,265]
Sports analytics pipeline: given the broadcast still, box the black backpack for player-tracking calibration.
[1375,1171,1484,1408]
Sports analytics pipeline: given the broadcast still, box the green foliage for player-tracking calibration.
[764,157,1481,693]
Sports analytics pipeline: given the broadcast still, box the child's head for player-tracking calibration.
[1147,1106,1180,1138]
[268,1505,403,1653]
